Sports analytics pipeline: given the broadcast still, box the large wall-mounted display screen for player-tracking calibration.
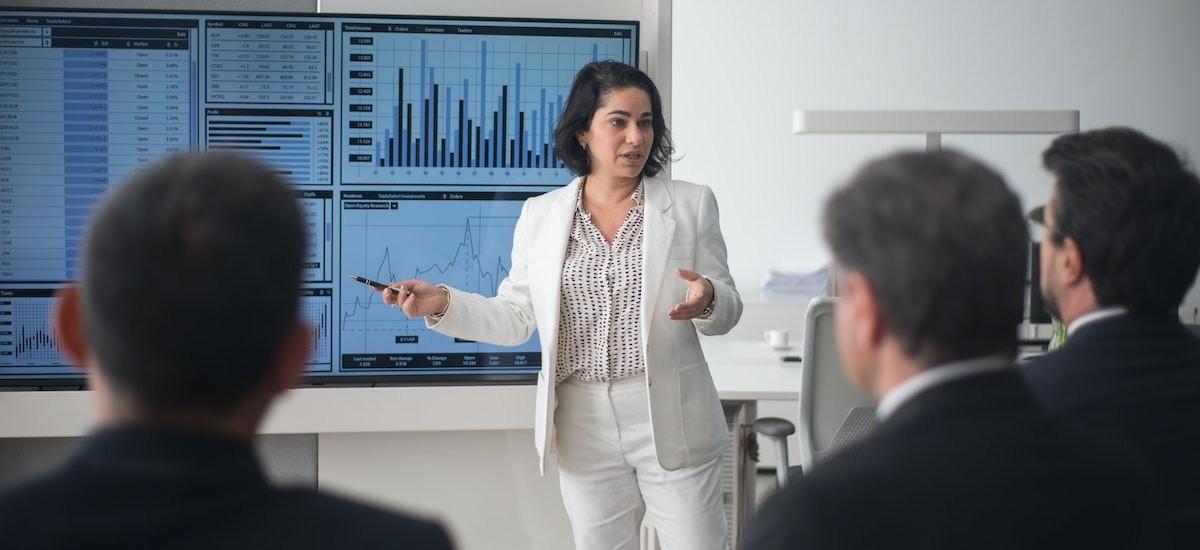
[0,9,638,385]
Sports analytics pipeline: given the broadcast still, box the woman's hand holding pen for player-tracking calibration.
[379,279,449,318]
[668,268,715,321]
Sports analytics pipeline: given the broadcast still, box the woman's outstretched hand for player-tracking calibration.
[668,268,714,320]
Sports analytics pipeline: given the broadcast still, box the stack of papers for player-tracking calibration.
[762,266,831,302]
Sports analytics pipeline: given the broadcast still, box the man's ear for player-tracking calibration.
[1058,236,1086,286]
[267,322,312,395]
[53,286,91,372]
[843,272,884,351]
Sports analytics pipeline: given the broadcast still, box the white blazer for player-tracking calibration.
[430,176,743,473]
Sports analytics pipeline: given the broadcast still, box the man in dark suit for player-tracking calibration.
[742,150,1154,549]
[0,153,454,549]
[1021,127,1200,547]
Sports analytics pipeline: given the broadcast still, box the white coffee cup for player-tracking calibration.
[763,329,789,349]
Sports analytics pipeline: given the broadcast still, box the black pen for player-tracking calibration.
[348,274,395,292]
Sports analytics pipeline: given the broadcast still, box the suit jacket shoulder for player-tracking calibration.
[1020,313,1200,416]
[265,489,455,549]
[1019,313,1200,545]
[743,370,1154,550]
[0,428,455,550]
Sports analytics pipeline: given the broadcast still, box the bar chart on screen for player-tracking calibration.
[338,21,634,186]
[301,288,333,372]
[204,108,334,185]
[0,289,71,373]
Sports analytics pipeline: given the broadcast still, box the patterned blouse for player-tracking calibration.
[554,182,645,383]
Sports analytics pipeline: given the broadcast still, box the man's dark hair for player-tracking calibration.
[82,152,306,414]
[824,150,1029,365]
[1044,127,1200,314]
[553,60,673,177]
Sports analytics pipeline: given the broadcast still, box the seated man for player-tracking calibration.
[1022,127,1200,546]
[0,153,454,549]
[743,150,1154,549]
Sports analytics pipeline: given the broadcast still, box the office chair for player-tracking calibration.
[753,297,879,487]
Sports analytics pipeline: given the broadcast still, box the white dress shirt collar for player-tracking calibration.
[1067,307,1127,336]
[876,356,1011,421]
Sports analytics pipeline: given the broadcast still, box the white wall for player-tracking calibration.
[673,0,1200,308]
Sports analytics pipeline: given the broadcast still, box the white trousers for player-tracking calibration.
[554,374,727,550]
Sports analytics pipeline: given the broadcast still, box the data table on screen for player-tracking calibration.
[0,16,197,283]
[298,191,334,282]
[205,19,333,105]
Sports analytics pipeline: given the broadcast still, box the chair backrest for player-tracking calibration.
[797,297,878,471]
[817,406,878,464]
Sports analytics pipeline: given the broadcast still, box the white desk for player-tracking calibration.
[699,339,803,545]
[0,339,800,438]
[704,339,804,401]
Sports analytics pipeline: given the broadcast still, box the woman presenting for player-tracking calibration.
[379,60,741,550]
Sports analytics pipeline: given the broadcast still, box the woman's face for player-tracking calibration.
[578,86,654,182]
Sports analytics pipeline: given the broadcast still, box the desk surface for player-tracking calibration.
[703,339,803,401]
[0,339,801,438]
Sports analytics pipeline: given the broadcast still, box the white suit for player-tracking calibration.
[430,175,742,474]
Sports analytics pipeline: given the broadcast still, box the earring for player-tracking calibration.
[579,142,587,151]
